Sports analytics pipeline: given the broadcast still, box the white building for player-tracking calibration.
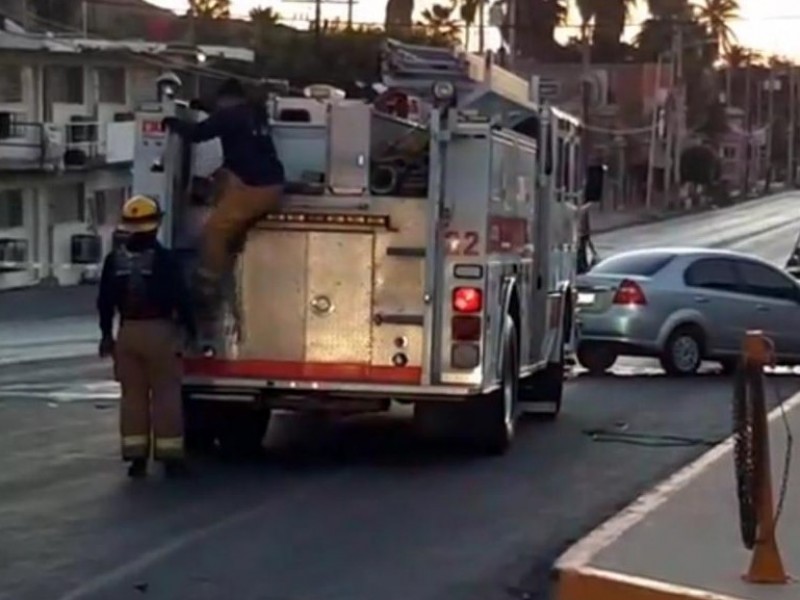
[0,17,252,289]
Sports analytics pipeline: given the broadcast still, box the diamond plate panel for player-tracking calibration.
[305,232,374,363]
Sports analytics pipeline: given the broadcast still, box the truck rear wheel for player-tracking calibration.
[216,405,271,459]
[469,315,519,455]
[183,399,217,455]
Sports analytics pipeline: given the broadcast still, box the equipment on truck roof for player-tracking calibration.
[130,40,603,457]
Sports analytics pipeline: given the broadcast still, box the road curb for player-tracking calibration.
[552,390,800,600]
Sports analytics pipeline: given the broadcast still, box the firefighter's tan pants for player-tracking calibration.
[199,170,283,282]
[114,319,184,462]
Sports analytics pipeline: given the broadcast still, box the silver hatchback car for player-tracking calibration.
[575,247,800,375]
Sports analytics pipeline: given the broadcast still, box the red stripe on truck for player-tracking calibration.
[184,359,422,385]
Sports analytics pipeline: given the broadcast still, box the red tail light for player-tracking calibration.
[613,279,647,305]
[453,287,483,313]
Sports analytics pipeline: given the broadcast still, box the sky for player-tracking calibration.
[151,0,800,59]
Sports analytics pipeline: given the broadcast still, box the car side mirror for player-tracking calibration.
[584,164,606,203]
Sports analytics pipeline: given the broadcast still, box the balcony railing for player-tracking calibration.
[0,116,135,171]
[0,120,63,171]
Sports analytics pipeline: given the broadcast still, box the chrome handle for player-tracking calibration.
[755,304,770,312]
[694,296,709,304]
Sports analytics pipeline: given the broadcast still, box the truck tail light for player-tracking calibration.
[451,315,481,341]
[613,279,647,306]
[452,287,483,313]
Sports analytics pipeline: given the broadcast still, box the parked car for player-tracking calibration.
[574,247,800,375]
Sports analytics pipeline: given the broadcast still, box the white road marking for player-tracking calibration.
[54,499,276,600]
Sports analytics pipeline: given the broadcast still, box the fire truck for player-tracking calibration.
[130,40,602,456]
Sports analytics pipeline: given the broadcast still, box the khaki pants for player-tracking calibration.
[114,320,184,462]
[200,170,283,281]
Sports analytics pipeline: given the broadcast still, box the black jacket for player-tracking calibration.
[97,240,196,339]
[170,102,285,187]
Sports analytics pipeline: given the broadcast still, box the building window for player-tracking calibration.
[0,111,28,139]
[91,187,125,226]
[0,65,23,103]
[0,189,24,229]
[97,67,126,104]
[721,146,736,159]
[45,66,84,104]
[51,184,85,224]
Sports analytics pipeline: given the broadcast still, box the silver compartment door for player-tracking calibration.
[326,103,371,194]
[305,232,374,363]
[239,230,308,361]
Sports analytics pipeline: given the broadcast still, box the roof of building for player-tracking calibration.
[0,16,253,62]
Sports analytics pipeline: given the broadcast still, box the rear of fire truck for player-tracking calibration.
[131,44,592,456]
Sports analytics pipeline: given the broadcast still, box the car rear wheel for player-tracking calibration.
[661,326,704,376]
[577,343,617,375]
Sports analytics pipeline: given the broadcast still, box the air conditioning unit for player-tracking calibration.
[70,234,102,265]
[0,238,28,273]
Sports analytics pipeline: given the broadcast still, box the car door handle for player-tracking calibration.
[694,296,709,304]
[755,304,770,312]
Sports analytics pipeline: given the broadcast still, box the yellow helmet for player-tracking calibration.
[119,195,162,233]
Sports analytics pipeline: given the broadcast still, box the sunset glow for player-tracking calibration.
[152,0,800,59]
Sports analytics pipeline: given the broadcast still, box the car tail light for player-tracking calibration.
[613,279,647,305]
[452,287,483,313]
[451,315,482,341]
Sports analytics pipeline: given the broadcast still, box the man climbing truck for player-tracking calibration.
[130,40,603,457]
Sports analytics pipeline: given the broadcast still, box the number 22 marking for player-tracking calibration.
[444,230,480,256]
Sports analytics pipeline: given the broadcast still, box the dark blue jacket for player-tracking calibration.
[172,103,285,187]
[97,239,196,339]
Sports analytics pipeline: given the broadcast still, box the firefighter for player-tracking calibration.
[162,77,285,300]
[97,195,197,479]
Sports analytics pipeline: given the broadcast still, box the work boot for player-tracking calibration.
[127,458,148,479]
[163,460,190,479]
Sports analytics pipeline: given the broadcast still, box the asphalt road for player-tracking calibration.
[3,193,800,600]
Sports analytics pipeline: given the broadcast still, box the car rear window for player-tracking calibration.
[590,252,676,276]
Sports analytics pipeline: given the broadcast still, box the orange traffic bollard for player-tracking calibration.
[740,330,790,585]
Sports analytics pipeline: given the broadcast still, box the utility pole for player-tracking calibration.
[478,0,485,53]
[580,15,593,201]
[673,24,684,207]
[742,56,753,197]
[764,66,776,193]
[663,26,678,207]
[789,66,796,188]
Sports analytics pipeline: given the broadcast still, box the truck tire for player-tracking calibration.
[216,405,271,459]
[469,315,519,455]
[576,342,617,375]
[183,398,217,454]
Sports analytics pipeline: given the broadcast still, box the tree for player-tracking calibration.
[250,6,279,25]
[419,3,461,46]
[28,0,79,29]
[695,0,739,56]
[386,0,415,35]
[188,0,231,19]
[459,0,483,49]
[498,0,567,60]
[681,144,720,186]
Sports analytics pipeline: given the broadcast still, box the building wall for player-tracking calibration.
[0,168,130,290]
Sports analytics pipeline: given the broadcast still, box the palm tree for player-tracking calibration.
[419,3,461,45]
[499,0,567,60]
[459,0,483,50]
[188,0,231,20]
[386,0,415,35]
[695,0,739,56]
